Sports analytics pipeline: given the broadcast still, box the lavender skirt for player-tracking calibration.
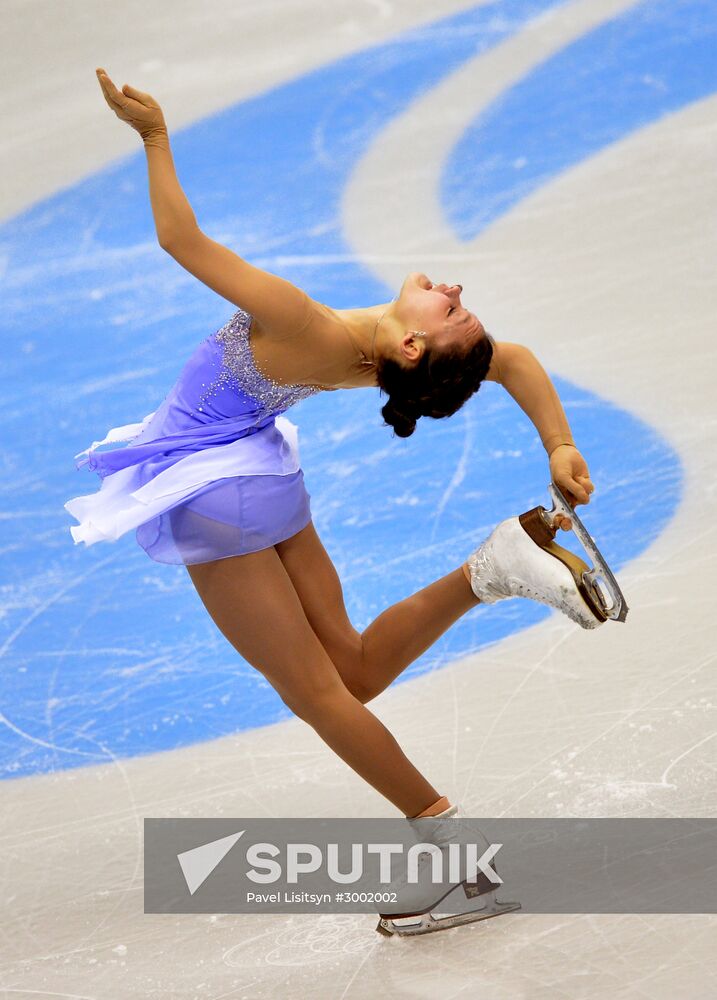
[64,331,313,565]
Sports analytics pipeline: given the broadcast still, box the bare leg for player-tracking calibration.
[275,522,480,704]
[186,547,440,817]
[360,564,479,700]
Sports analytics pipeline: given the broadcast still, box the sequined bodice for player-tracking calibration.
[196,308,326,415]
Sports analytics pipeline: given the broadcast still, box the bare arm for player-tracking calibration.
[143,134,311,334]
[95,70,198,241]
[95,70,311,334]
[142,131,199,241]
[487,342,575,454]
[160,227,311,336]
[486,341,593,512]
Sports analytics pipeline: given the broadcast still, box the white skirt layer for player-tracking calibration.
[64,413,302,546]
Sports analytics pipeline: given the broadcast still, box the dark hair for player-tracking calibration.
[375,334,494,438]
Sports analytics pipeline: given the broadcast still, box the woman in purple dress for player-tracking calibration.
[66,70,601,824]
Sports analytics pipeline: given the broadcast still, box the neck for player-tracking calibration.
[344,301,396,365]
[368,301,395,363]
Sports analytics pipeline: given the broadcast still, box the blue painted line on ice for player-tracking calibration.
[444,0,717,238]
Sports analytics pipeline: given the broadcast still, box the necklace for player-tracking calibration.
[366,304,391,365]
[342,299,395,371]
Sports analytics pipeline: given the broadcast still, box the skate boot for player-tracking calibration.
[466,483,629,629]
[376,804,520,937]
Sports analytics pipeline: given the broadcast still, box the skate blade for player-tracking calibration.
[518,484,628,624]
[376,887,521,938]
[546,482,629,623]
[519,507,608,625]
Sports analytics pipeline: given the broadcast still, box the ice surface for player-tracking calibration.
[1,0,715,996]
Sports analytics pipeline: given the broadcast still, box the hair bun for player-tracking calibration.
[381,395,419,438]
[374,331,494,439]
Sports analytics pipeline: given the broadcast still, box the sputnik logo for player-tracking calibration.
[177,830,246,895]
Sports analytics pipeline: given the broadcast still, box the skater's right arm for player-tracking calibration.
[95,69,312,336]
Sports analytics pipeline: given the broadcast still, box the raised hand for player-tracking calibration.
[95,67,167,142]
[548,444,595,531]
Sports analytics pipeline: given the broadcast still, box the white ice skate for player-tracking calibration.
[466,482,629,630]
[376,805,520,938]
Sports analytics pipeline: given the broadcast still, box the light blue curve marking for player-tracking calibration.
[444,0,717,237]
[0,0,682,778]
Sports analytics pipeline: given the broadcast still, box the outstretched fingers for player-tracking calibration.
[95,68,165,137]
[96,68,120,109]
[96,69,145,114]
[121,82,157,106]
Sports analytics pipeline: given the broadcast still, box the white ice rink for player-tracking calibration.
[1,0,716,997]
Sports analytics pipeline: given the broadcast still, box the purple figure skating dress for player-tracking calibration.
[64,308,331,564]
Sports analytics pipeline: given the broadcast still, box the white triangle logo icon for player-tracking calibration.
[177,830,245,895]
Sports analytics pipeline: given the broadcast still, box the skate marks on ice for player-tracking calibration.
[343,0,717,812]
[1,0,716,995]
[0,0,681,780]
[443,0,717,240]
[222,914,376,967]
[439,91,717,822]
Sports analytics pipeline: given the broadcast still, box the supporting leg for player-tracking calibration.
[286,680,441,817]
[185,546,441,817]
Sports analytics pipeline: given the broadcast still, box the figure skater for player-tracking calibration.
[66,74,624,932]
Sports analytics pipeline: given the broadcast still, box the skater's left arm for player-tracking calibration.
[487,342,595,517]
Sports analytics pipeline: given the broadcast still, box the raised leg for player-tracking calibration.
[185,545,440,816]
[359,565,479,700]
[274,521,480,704]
